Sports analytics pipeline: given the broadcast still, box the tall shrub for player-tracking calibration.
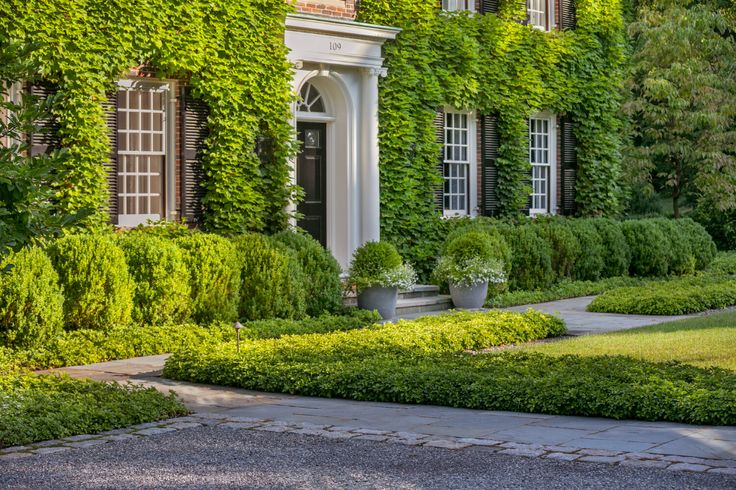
[48,234,134,330]
[175,234,240,324]
[502,225,554,291]
[271,231,343,316]
[534,219,580,281]
[677,218,717,270]
[0,247,64,347]
[118,234,192,325]
[589,218,630,278]
[233,234,307,321]
[567,220,605,281]
[621,220,669,277]
[651,218,695,276]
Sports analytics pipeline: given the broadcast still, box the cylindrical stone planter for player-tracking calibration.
[449,281,489,309]
[357,286,399,320]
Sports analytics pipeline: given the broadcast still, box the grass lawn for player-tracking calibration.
[526,311,736,371]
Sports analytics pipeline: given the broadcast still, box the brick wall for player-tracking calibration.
[295,0,356,20]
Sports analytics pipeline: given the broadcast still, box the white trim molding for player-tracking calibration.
[528,111,557,216]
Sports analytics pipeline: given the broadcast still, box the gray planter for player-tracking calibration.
[449,281,489,310]
[357,286,399,320]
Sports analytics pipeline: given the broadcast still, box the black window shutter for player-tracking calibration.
[522,0,531,26]
[560,114,577,215]
[181,86,208,225]
[434,108,445,213]
[523,118,532,215]
[27,82,61,156]
[101,92,119,224]
[480,0,499,14]
[559,0,576,30]
[480,114,500,216]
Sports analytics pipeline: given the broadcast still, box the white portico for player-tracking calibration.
[285,14,399,269]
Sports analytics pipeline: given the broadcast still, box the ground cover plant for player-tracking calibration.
[526,311,736,372]
[486,276,651,308]
[588,275,736,315]
[163,310,735,426]
[0,311,380,372]
[0,373,186,448]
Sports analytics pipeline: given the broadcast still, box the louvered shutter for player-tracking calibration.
[522,118,532,215]
[181,87,208,225]
[522,0,531,26]
[480,115,500,216]
[434,108,445,213]
[559,0,576,30]
[27,82,61,156]
[101,92,119,223]
[480,0,499,14]
[560,114,577,215]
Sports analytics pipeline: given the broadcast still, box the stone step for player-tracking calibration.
[398,285,440,300]
[395,294,453,317]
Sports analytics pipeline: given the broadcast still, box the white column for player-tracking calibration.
[360,67,385,244]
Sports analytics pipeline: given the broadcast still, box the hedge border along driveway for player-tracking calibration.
[163,309,736,426]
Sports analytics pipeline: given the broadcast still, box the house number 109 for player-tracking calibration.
[329,42,342,51]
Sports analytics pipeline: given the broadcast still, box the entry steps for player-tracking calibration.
[345,284,453,317]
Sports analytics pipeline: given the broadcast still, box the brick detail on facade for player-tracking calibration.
[295,0,356,20]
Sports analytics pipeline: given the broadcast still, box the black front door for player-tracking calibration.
[296,122,327,247]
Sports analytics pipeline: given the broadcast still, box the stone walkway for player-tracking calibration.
[23,353,735,476]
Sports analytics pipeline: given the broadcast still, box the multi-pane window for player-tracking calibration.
[529,0,550,30]
[117,83,168,227]
[442,0,475,12]
[529,117,552,215]
[444,112,470,215]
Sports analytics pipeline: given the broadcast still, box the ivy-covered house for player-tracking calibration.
[1,0,624,270]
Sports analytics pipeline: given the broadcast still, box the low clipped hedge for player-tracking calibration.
[47,234,135,330]
[176,234,241,324]
[587,276,736,315]
[118,234,192,325]
[271,231,343,316]
[0,373,186,448]
[0,247,64,348]
[233,234,307,321]
[0,310,381,372]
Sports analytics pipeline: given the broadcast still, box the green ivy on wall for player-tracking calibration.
[358,0,626,276]
[0,0,296,234]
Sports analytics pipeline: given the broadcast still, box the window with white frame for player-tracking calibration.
[528,0,552,30]
[442,0,475,12]
[443,111,474,216]
[528,115,555,215]
[117,82,170,227]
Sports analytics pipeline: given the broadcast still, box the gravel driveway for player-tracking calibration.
[2,427,733,489]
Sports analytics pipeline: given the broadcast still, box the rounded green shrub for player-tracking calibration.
[651,218,696,276]
[48,234,134,330]
[589,218,630,278]
[175,233,241,324]
[441,222,513,277]
[117,234,192,325]
[271,231,343,316]
[0,247,64,348]
[444,231,496,263]
[502,225,554,291]
[233,234,307,321]
[534,219,580,281]
[566,220,605,281]
[677,218,716,270]
[348,241,415,291]
[621,220,669,277]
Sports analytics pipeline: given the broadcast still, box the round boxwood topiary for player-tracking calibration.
[0,246,64,348]
[233,233,307,321]
[566,219,605,282]
[347,241,415,291]
[533,219,581,281]
[175,233,241,324]
[48,234,135,330]
[621,220,669,277]
[440,221,513,278]
[676,218,717,270]
[589,218,630,278]
[270,231,343,316]
[117,234,192,325]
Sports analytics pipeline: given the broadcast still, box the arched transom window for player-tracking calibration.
[297,82,325,113]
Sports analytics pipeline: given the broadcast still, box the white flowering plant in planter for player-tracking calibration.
[347,241,417,292]
[434,255,506,288]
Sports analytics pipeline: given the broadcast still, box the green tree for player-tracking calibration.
[0,40,89,253]
[623,1,736,218]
